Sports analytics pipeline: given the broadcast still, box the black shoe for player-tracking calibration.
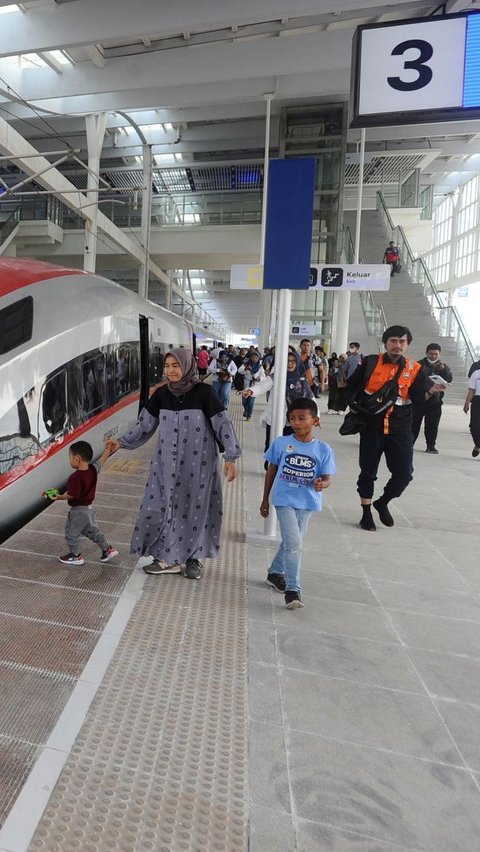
[373,499,394,527]
[425,447,439,454]
[143,560,182,575]
[472,447,479,458]
[285,591,304,609]
[359,510,376,532]
[266,573,286,593]
[184,558,203,579]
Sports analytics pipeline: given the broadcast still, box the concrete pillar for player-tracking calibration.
[83,113,107,273]
[139,144,153,299]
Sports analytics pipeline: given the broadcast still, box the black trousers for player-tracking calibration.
[412,401,442,449]
[357,421,413,502]
[470,396,480,447]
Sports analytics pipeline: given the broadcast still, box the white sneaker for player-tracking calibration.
[143,560,182,575]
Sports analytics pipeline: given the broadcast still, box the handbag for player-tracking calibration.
[351,362,403,417]
[233,372,244,391]
[339,411,366,436]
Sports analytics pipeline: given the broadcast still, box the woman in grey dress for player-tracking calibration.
[107,349,241,579]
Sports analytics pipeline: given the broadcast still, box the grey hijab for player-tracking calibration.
[165,348,200,397]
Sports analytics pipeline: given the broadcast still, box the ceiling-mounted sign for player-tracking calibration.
[351,11,480,127]
[230,265,263,289]
[291,323,323,336]
[309,264,390,290]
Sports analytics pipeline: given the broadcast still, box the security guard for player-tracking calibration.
[412,343,452,454]
[346,325,446,532]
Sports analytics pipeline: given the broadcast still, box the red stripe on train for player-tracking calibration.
[0,258,84,298]
[0,392,140,491]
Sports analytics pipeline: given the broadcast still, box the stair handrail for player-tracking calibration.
[343,225,387,338]
[376,191,476,371]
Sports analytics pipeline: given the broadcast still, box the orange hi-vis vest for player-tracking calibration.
[365,354,421,433]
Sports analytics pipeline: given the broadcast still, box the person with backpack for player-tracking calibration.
[346,325,446,532]
[383,241,401,275]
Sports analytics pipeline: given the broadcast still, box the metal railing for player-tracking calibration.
[342,224,387,340]
[377,191,476,372]
[0,204,20,250]
[11,191,263,231]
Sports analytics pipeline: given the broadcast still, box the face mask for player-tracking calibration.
[427,357,439,363]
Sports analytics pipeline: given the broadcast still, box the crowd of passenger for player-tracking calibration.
[194,339,356,416]
[47,332,480,612]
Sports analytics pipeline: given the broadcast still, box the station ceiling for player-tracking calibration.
[0,0,478,333]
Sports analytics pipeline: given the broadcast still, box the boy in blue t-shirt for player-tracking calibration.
[260,398,336,609]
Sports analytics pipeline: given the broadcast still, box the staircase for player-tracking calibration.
[344,209,468,404]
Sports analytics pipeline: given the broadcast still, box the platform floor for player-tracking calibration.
[1,398,480,851]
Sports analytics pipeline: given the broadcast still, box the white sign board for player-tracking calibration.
[230,264,263,289]
[351,12,480,127]
[290,323,323,336]
[358,18,465,116]
[310,264,390,290]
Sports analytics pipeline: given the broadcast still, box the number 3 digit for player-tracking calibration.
[387,39,433,92]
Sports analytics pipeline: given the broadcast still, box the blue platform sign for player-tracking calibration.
[263,158,315,290]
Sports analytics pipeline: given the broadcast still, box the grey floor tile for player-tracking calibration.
[282,669,459,764]
[371,579,480,622]
[301,572,379,606]
[435,700,480,771]
[409,648,480,706]
[276,627,424,693]
[288,730,480,852]
[248,589,275,624]
[347,535,426,561]
[389,610,480,656]
[248,620,277,667]
[300,548,365,578]
[249,720,291,815]
[363,560,470,593]
[273,597,398,644]
[249,805,295,852]
[249,662,282,725]
[296,819,420,852]
[451,562,480,594]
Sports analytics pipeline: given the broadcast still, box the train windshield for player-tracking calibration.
[0,296,33,356]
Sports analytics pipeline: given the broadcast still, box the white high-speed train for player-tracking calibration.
[0,258,194,540]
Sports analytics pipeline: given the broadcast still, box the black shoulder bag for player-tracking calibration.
[339,360,403,435]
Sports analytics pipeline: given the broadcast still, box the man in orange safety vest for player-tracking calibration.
[346,325,446,532]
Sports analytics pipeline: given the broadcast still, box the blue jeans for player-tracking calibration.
[269,506,312,594]
[243,394,255,418]
[212,380,232,408]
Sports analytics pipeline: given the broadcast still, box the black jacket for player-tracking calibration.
[417,357,452,404]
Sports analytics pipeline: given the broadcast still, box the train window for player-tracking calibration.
[0,397,39,474]
[38,370,68,442]
[0,296,33,356]
[115,344,139,397]
[83,353,106,415]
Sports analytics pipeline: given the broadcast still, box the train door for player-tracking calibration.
[139,315,150,413]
